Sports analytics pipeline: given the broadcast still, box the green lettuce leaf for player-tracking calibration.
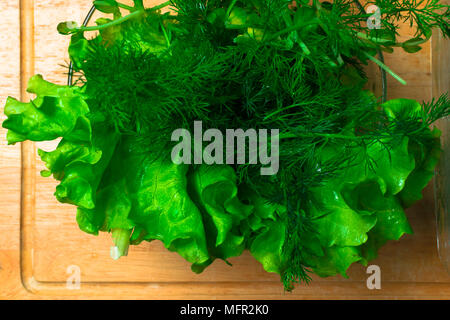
[354,181,413,263]
[188,165,253,271]
[307,246,362,278]
[338,137,415,196]
[308,186,377,248]
[90,139,210,266]
[3,74,120,209]
[132,157,210,266]
[399,129,441,207]
[3,74,89,144]
[238,187,287,274]
[303,134,416,278]
[382,98,442,207]
[76,178,134,235]
[42,122,119,209]
[249,219,286,274]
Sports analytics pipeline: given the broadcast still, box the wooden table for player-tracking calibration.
[0,0,449,299]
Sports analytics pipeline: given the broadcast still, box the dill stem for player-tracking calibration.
[226,0,239,17]
[343,13,373,19]
[151,1,172,12]
[77,10,144,32]
[161,21,170,47]
[356,32,429,48]
[356,32,394,45]
[364,52,407,85]
[352,0,365,13]
[277,132,361,140]
[76,1,172,33]
[352,0,388,102]
[133,0,144,9]
[281,11,311,55]
[264,21,320,42]
[117,2,134,11]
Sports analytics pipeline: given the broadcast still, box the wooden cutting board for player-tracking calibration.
[0,0,449,299]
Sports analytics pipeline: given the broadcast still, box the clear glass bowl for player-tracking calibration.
[433,28,450,274]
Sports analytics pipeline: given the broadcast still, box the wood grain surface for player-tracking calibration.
[0,0,449,299]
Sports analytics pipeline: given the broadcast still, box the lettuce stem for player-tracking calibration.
[111,228,132,260]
